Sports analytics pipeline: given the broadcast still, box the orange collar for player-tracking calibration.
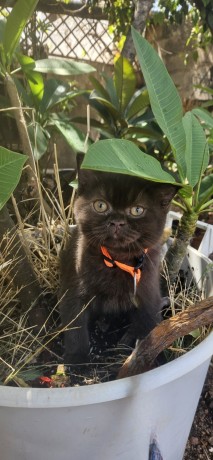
[101,246,148,288]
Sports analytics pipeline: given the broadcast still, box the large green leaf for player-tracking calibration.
[89,76,110,100]
[33,59,95,76]
[82,139,180,184]
[192,107,213,129]
[84,96,117,127]
[114,55,136,115]
[71,116,105,130]
[193,85,213,96]
[89,92,122,121]
[0,147,27,210]
[125,125,163,140]
[14,77,33,107]
[132,27,186,179]
[198,174,213,204]
[126,88,150,120]
[39,79,82,114]
[183,112,209,187]
[54,119,88,152]
[2,0,39,67]
[0,18,6,43]
[103,73,118,108]
[28,122,49,160]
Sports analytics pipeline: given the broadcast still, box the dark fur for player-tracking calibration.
[59,166,177,363]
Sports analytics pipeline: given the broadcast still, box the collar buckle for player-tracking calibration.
[101,246,148,294]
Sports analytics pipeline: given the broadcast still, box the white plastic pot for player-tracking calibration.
[0,331,212,460]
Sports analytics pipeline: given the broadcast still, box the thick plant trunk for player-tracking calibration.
[122,0,154,61]
[164,211,199,287]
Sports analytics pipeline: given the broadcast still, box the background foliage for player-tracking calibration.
[87,0,213,48]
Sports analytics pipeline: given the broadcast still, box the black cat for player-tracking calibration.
[59,159,177,364]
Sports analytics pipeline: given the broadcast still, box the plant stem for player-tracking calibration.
[4,72,51,217]
[0,205,42,313]
[4,73,37,179]
[164,210,199,287]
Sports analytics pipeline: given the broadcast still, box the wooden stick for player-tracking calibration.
[117,296,213,379]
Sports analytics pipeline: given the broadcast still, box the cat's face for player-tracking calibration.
[74,169,177,255]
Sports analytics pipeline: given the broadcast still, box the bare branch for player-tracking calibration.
[118,296,213,379]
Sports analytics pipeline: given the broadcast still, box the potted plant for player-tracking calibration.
[0,17,212,460]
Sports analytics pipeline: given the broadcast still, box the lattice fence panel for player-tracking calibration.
[0,8,115,64]
[41,14,114,63]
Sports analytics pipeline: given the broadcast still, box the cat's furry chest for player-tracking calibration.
[78,258,136,314]
[74,230,160,314]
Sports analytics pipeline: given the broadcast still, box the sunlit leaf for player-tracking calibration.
[39,79,82,113]
[0,147,27,209]
[28,122,49,160]
[126,88,150,120]
[3,0,39,66]
[198,174,213,203]
[192,107,213,129]
[183,112,209,187]
[82,138,181,185]
[33,58,95,76]
[132,27,186,178]
[17,54,44,108]
[89,91,122,121]
[114,55,136,114]
[54,119,88,152]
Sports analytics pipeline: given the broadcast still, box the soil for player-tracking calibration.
[183,363,213,460]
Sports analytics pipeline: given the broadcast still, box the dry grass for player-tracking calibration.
[0,162,211,386]
[0,158,74,386]
[161,259,211,359]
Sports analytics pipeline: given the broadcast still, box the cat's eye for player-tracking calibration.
[93,200,109,213]
[129,206,144,217]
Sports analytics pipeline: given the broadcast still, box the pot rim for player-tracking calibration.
[0,331,212,409]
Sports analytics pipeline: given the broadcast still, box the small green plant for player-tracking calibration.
[15,54,95,159]
[74,55,166,151]
[0,0,95,161]
[82,28,213,286]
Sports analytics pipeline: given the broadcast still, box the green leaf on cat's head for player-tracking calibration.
[81,139,183,187]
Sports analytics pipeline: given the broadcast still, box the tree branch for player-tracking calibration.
[122,0,154,61]
[117,296,213,379]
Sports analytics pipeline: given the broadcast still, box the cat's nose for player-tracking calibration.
[109,220,125,232]
[109,220,125,227]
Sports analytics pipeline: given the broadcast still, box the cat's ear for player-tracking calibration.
[76,152,85,172]
[76,152,93,192]
[157,184,179,208]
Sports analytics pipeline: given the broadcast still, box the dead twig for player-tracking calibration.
[117,296,213,379]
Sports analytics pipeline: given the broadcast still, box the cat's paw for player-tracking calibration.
[119,330,136,348]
